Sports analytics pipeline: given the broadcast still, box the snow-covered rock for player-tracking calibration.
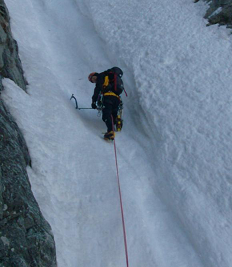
[196,0,232,28]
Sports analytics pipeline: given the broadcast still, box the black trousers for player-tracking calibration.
[102,95,120,132]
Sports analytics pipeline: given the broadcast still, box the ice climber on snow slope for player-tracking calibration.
[88,67,124,141]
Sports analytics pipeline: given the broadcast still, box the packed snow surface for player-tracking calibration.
[3,0,232,266]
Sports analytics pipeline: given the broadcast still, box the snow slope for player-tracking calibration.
[2,0,232,266]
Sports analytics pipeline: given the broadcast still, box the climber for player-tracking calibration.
[88,67,124,141]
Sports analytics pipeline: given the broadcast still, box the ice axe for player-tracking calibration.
[70,94,93,110]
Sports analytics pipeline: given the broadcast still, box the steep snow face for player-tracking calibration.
[76,0,232,265]
[3,0,232,267]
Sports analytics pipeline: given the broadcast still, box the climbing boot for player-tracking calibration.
[104,131,115,141]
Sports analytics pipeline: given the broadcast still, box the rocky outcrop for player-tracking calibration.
[0,0,27,91]
[0,1,57,266]
[195,0,232,28]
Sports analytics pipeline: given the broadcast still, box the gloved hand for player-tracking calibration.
[91,102,97,109]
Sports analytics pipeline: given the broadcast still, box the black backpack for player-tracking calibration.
[102,67,124,96]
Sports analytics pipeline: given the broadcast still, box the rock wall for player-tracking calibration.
[0,1,57,266]
[195,0,232,28]
[0,0,27,91]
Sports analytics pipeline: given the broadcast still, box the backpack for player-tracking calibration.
[102,67,124,96]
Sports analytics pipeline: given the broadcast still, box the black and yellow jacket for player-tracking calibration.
[92,71,120,103]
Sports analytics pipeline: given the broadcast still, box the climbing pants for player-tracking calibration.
[102,95,120,132]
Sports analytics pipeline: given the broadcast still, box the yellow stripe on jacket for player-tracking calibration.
[103,92,120,99]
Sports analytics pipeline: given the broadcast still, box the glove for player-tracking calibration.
[91,102,97,109]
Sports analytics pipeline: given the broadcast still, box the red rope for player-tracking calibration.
[124,88,128,97]
[112,116,129,267]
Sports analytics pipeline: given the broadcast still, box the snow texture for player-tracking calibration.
[2,0,232,266]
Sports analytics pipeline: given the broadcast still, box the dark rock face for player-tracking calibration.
[0,101,57,267]
[0,0,27,91]
[0,1,57,266]
[196,0,232,28]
